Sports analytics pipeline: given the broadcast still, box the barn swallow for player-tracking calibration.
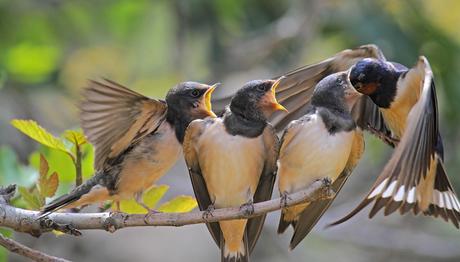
[39,79,217,217]
[329,56,460,227]
[183,78,286,262]
[277,72,364,249]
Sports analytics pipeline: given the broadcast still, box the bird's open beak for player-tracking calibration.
[344,84,361,98]
[203,83,219,117]
[343,73,362,109]
[268,77,288,112]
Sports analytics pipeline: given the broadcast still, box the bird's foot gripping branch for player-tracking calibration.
[0,179,333,237]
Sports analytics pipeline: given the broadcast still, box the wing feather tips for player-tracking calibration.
[428,159,460,228]
[343,164,460,228]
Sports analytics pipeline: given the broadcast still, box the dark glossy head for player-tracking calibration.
[349,58,399,108]
[312,72,360,112]
[166,81,218,142]
[230,77,287,122]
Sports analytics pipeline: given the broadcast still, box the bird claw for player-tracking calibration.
[39,217,81,236]
[319,178,335,200]
[367,125,399,146]
[109,209,123,216]
[280,191,291,208]
[202,204,215,221]
[240,200,255,216]
[134,193,161,224]
[143,209,162,224]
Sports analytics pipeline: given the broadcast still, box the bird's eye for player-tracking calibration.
[257,85,266,92]
[190,89,200,97]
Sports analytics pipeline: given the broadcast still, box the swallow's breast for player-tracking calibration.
[382,68,422,138]
[278,114,354,194]
[196,119,266,208]
[117,121,182,198]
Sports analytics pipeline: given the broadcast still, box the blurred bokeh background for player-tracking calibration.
[1,0,460,261]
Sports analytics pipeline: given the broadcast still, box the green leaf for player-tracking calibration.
[116,185,169,214]
[11,119,68,153]
[81,143,95,179]
[63,130,87,146]
[52,230,65,236]
[18,186,41,210]
[158,195,198,213]
[142,185,169,207]
[29,147,74,184]
[117,199,147,214]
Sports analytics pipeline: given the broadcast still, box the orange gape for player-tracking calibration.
[360,82,378,95]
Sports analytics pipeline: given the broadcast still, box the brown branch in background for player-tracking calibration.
[0,179,333,236]
[0,232,70,262]
[74,143,82,187]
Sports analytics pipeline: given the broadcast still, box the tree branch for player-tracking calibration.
[0,179,332,236]
[0,232,70,262]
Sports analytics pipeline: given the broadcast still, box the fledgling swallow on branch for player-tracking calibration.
[183,78,286,262]
[277,72,364,249]
[40,79,217,217]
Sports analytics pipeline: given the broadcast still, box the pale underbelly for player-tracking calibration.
[116,123,182,199]
[198,121,265,208]
[278,125,354,194]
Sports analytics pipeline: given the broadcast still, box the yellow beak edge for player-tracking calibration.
[270,77,288,112]
[204,83,219,117]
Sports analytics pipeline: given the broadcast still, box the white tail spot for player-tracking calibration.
[407,187,416,203]
[382,180,397,198]
[369,178,389,199]
[393,185,405,202]
[445,193,453,210]
[437,191,445,208]
[451,193,460,212]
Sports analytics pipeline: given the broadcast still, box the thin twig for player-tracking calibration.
[0,179,333,236]
[0,232,70,262]
[74,143,82,187]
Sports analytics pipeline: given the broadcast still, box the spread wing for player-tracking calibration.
[183,119,222,246]
[330,57,460,228]
[271,44,389,133]
[246,125,280,252]
[212,45,383,114]
[213,44,396,144]
[80,79,167,169]
[289,130,365,250]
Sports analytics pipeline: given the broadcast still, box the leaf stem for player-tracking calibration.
[75,143,82,187]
